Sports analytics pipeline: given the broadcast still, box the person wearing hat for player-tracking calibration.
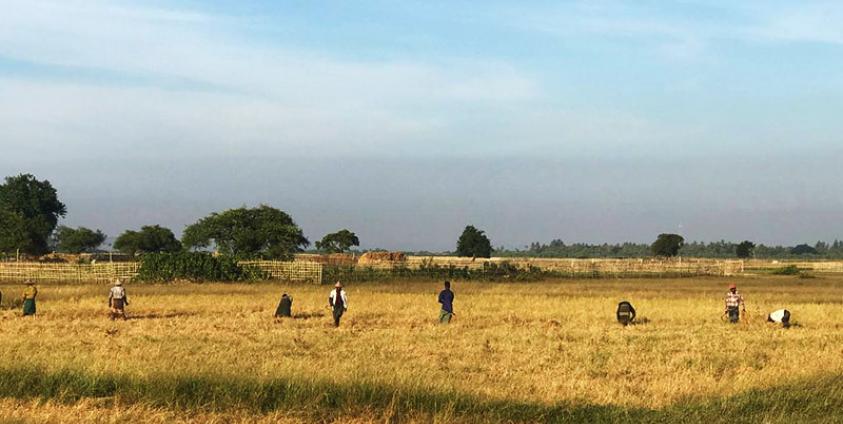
[275,293,293,318]
[328,281,348,327]
[21,280,38,316]
[108,279,129,320]
[724,283,745,324]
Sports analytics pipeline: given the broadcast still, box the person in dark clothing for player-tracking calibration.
[275,293,293,318]
[22,280,37,316]
[328,282,348,327]
[438,281,455,324]
[616,301,636,326]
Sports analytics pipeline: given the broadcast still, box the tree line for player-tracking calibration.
[499,238,840,259]
[0,174,357,259]
[2,173,842,260]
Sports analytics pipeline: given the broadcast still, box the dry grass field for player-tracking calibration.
[1,276,842,423]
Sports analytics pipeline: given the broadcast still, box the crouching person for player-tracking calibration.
[767,309,791,328]
[616,300,636,326]
[275,293,293,318]
[108,279,129,320]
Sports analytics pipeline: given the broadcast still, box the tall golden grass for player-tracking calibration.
[1,276,842,423]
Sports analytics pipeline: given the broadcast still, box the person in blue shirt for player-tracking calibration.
[438,280,455,324]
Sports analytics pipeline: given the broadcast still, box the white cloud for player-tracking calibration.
[501,0,843,65]
[744,2,843,45]
[0,0,561,159]
[0,0,693,161]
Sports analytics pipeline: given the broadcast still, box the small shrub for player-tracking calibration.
[323,260,558,283]
[136,252,268,282]
[771,265,800,275]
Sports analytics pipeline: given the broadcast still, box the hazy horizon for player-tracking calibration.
[2,1,842,251]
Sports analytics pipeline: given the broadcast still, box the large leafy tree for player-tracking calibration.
[315,229,360,253]
[54,226,107,253]
[650,233,685,257]
[0,174,67,255]
[0,209,28,254]
[182,205,309,260]
[456,225,492,258]
[735,240,755,259]
[114,225,182,256]
[790,244,818,255]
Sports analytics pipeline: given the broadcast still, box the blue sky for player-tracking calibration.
[1,0,842,250]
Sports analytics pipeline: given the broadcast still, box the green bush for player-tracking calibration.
[323,260,557,283]
[136,252,268,282]
[771,265,801,275]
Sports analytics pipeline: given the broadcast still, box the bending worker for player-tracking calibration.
[275,293,293,318]
[108,279,129,320]
[328,282,348,327]
[22,280,37,316]
[767,308,791,328]
[616,300,636,326]
[438,280,455,324]
[724,283,745,324]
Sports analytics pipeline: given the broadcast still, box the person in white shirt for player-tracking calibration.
[108,279,129,320]
[328,282,348,327]
[767,309,791,328]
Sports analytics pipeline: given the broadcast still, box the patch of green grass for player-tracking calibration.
[770,265,801,275]
[1,367,841,423]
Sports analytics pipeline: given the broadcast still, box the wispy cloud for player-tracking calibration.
[1,0,693,161]
[502,0,843,64]
[0,0,548,158]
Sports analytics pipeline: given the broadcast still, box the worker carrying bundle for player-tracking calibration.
[767,309,791,328]
[108,279,129,320]
[616,301,636,326]
[724,283,746,324]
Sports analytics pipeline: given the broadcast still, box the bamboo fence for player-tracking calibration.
[293,254,750,276]
[0,261,324,284]
[240,260,323,283]
[399,256,744,276]
[0,262,140,283]
[741,259,843,273]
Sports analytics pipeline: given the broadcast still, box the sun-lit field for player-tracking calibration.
[2,276,843,423]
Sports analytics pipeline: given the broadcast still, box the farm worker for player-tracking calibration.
[108,279,129,320]
[616,300,636,326]
[437,280,455,324]
[767,309,791,328]
[21,280,37,316]
[724,283,745,324]
[328,282,348,327]
[275,293,293,318]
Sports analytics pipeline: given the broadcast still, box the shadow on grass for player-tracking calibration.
[0,367,840,423]
[126,311,198,320]
[291,311,326,320]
